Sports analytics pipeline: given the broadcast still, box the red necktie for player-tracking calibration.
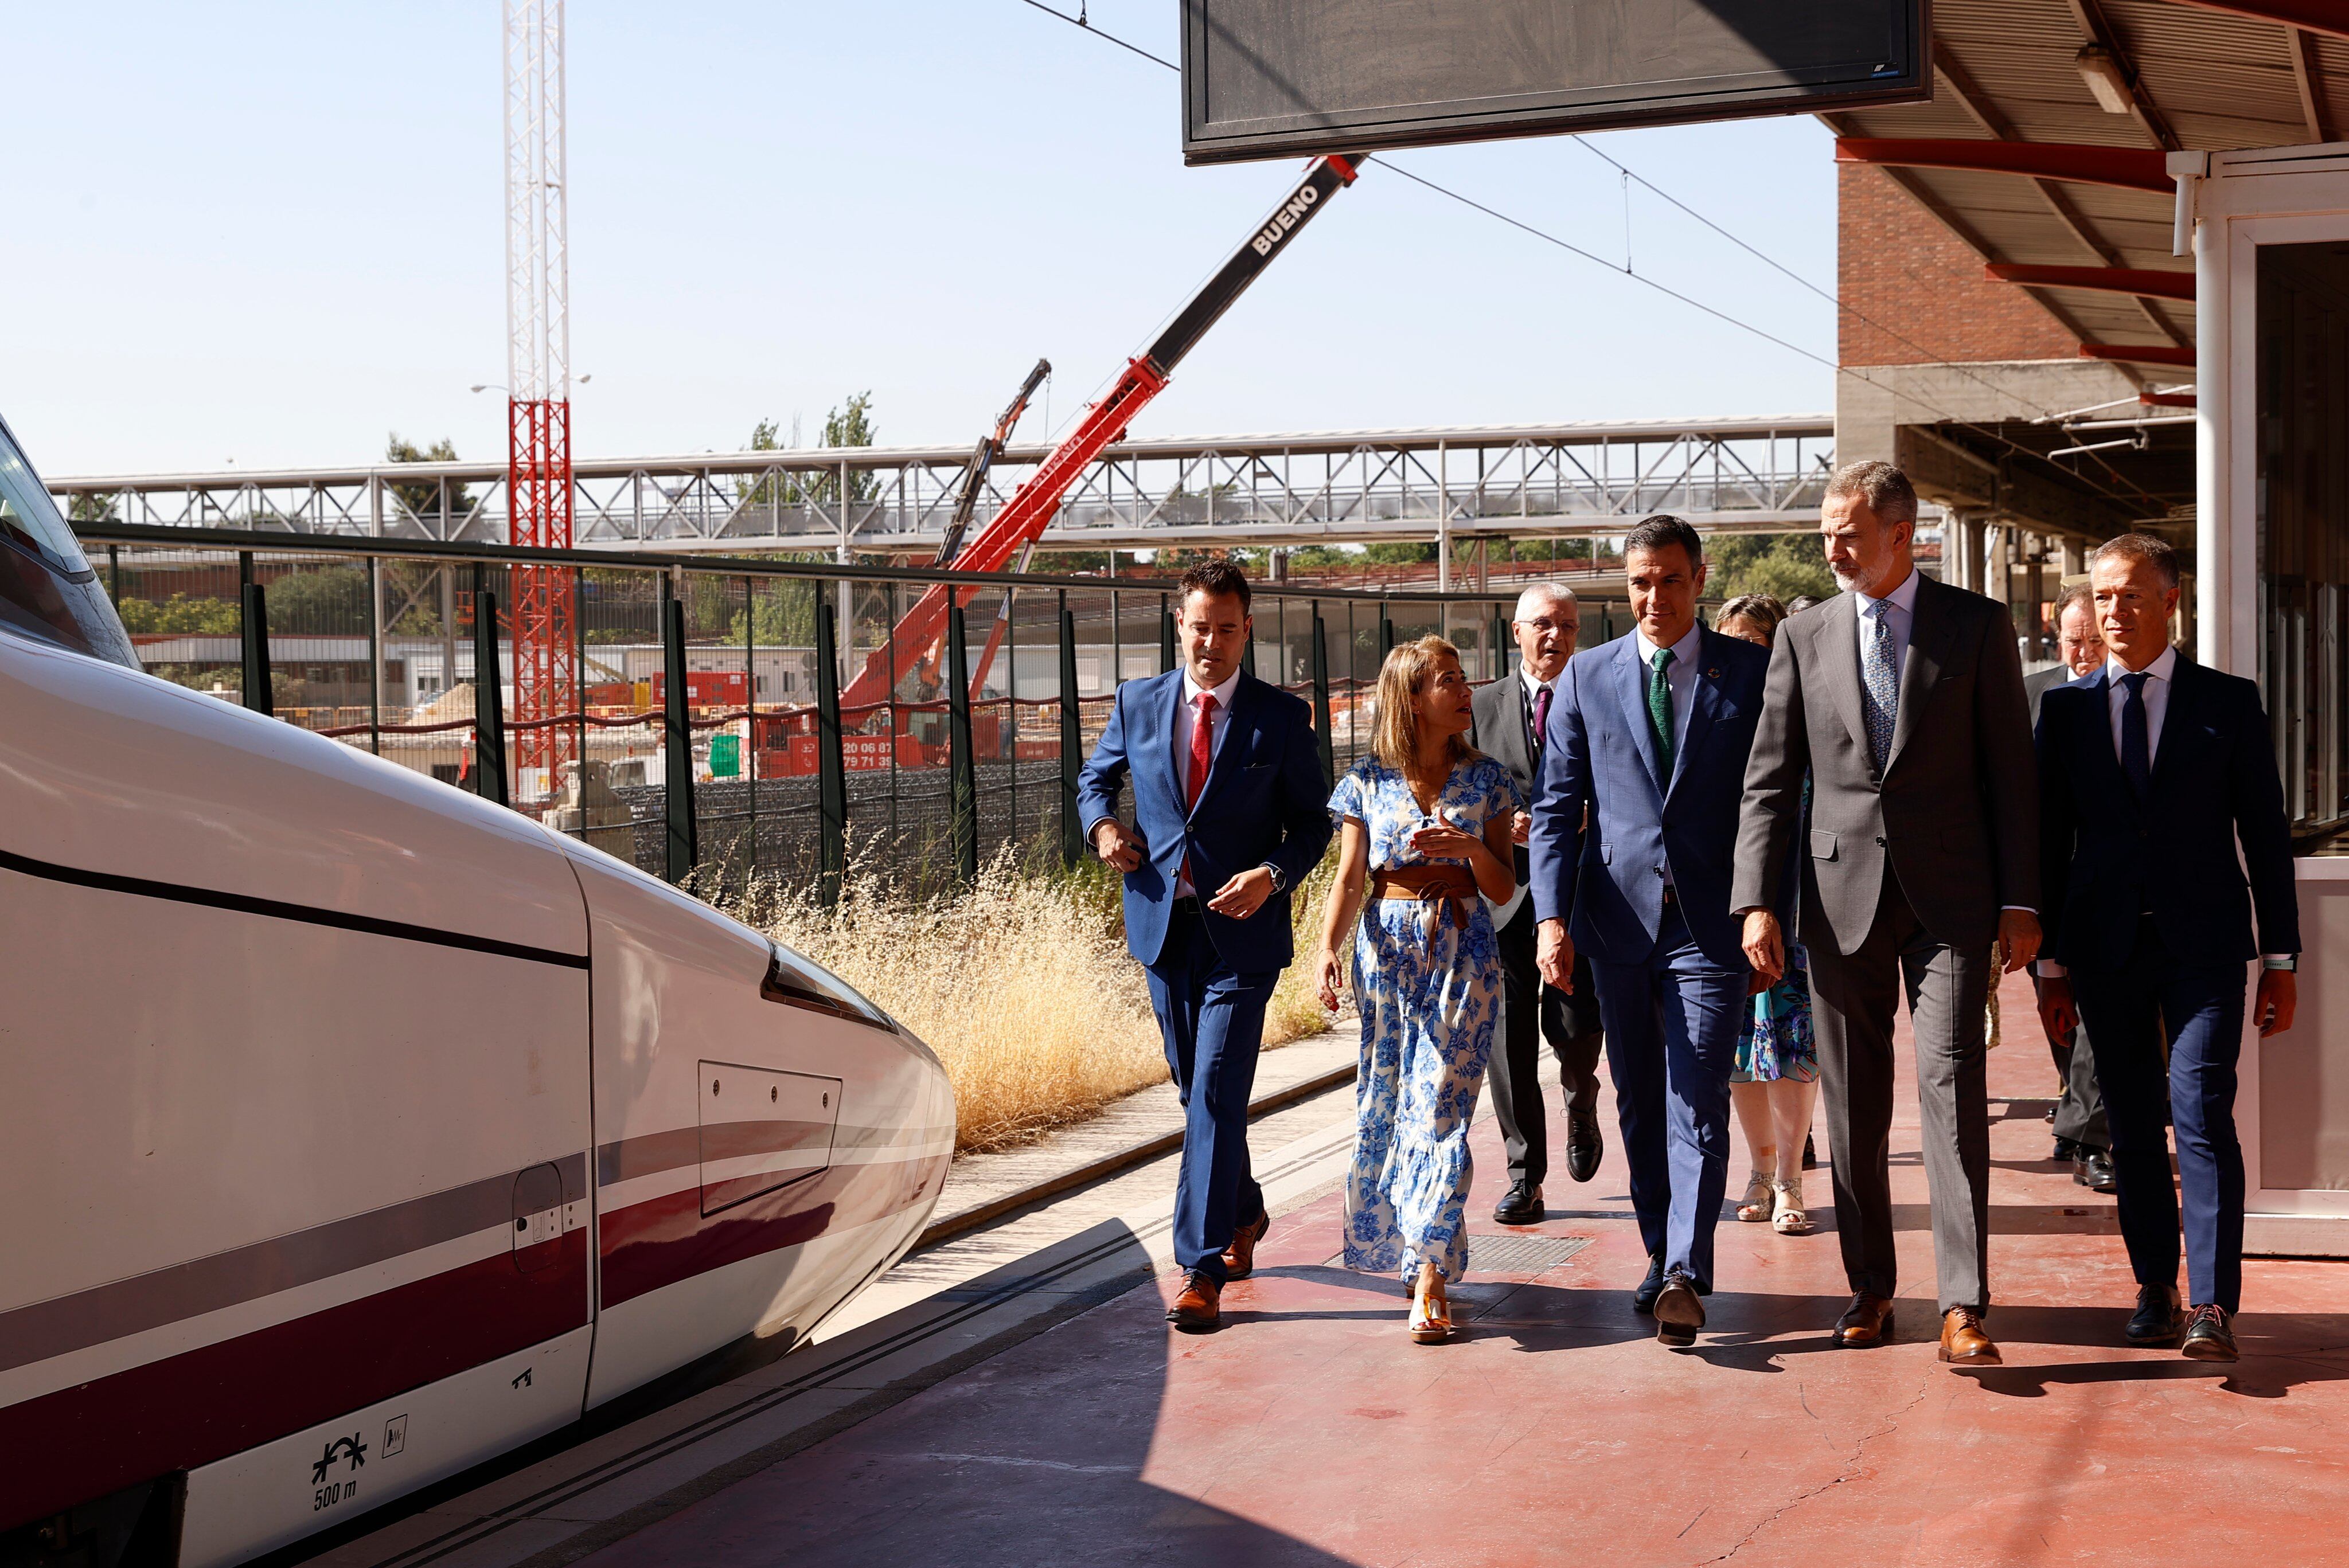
[1187,693,1218,812]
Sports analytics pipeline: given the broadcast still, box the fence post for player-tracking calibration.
[474,586,509,808]
[1160,594,1176,675]
[948,601,978,886]
[1490,609,1509,683]
[240,581,274,718]
[1311,611,1335,791]
[1059,600,1082,869]
[814,601,846,907]
[1379,603,1394,659]
[661,593,695,880]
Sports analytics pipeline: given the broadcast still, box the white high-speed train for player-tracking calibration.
[0,415,954,1567]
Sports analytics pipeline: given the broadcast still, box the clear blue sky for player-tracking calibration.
[0,2,1841,476]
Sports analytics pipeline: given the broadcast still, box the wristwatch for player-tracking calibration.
[1260,862,1288,894]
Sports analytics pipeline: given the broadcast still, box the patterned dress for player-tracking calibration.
[1731,941,1817,1084]
[1328,753,1516,1284]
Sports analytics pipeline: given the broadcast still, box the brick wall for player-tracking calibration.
[1839,163,2079,367]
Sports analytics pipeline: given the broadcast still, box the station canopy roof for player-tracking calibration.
[1828,0,2346,362]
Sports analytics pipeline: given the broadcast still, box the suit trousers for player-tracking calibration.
[1490,899,1606,1188]
[1808,869,1994,1315]
[1145,900,1275,1284]
[2068,921,2247,1313]
[1589,901,1743,1290]
[2048,1021,2110,1153]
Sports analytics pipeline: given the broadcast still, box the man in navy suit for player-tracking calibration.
[2035,533,2299,1362]
[1077,559,1332,1332]
[1530,515,1770,1346]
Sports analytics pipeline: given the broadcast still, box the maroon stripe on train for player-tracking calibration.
[0,1235,586,1534]
[598,1152,950,1309]
[594,1121,945,1186]
[0,1153,587,1378]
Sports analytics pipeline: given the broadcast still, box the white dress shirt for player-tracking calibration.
[1632,620,1703,759]
[2101,644,2177,763]
[1172,666,1241,897]
[1852,563,1922,687]
[1516,660,1560,750]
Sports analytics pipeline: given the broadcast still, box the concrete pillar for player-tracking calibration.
[2024,533,2048,659]
[2063,538,2087,576]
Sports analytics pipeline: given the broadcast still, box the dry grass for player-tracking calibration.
[721,845,1342,1154]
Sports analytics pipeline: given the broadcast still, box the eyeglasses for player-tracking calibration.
[1513,617,1571,633]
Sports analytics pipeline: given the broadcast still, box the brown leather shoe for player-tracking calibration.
[1220,1211,1271,1281]
[1938,1306,2001,1365]
[1833,1291,1895,1347]
[1166,1270,1222,1332]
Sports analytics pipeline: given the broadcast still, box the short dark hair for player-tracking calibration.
[1786,595,1825,614]
[1824,460,1919,529]
[1176,557,1251,613]
[2090,533,2180,590]
[1622,514,1703,567]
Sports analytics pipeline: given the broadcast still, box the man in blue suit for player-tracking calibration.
[2035,533,2299,1362]
[1530,515,1770,1346]
[1076,559,1332,1332]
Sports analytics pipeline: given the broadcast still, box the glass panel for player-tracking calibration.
[2256,237,2349,835]
[0,419,138,667]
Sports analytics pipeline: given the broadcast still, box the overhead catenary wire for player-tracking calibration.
[1006,0,2167,514]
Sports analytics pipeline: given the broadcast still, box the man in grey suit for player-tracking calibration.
[1470,582,1607,1223]
[1734,461,2041,1367]
[2023,581,2113,1191]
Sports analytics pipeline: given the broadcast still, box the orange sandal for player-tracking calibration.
[1410,1276,1453,1344]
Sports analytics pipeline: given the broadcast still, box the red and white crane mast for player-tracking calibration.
[503,0,576,779]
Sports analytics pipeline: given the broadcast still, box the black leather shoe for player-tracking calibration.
[1565,1109,1603,1183]
[2126,1284,2182,1346]
[2043,1103,2058,1123]
[2052,1136,2079,1162]
[1654,1271,1706,1346]
[1632,1251,1665,1315]
[2074,1149,2117,1193]
[1492,1180,1544,1226]
[2181,1303,2239,1362]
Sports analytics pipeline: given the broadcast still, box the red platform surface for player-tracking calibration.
[584,967,2349,1567]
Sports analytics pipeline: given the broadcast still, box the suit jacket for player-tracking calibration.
[1529,627,1771,970]
[2036,656,2299,969]
[2023,662,2068,726]
[1733,574,2038,956]
[1468,672,1540,888]
[1074,669,1332,971]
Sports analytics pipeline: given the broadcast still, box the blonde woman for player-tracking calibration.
[1316,637,1519,1343]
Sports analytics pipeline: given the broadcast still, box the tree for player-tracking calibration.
[736,417,802,509]
[803,394,877,506]
[68,492,119,524]
[1706,533,1836,607]
[384,434,474,525]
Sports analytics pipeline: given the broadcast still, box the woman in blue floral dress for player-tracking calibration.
[1313,637,1520,1343]
[1716,596,1820,1237]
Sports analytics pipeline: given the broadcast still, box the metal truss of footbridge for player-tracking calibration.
[53,415,1832,562]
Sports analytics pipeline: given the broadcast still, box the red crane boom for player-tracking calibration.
[838,152,1361,713]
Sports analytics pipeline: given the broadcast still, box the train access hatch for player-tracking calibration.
[697,1061,842,1218]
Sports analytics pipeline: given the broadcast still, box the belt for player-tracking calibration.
[1369,865,1478,945]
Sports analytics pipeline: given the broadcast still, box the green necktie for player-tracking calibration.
[1648,644,1676,775]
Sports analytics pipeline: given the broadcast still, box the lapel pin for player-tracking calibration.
[1707,667,1721,679]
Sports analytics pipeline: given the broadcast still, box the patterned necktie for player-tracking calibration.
[2119,671,2151,799]
[1186,691,1218,813]
[1648,645,1676,776]
[1532,683,1552,756]
[1859,597,1897,772]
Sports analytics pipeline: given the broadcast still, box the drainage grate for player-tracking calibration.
[1466,1233,1593,1274]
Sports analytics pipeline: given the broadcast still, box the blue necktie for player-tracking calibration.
[2119,671,2151,799]
[1859,598,1897,772]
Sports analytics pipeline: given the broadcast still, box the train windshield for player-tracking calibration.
[0,421,139,668]
[763,944,895,1031]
